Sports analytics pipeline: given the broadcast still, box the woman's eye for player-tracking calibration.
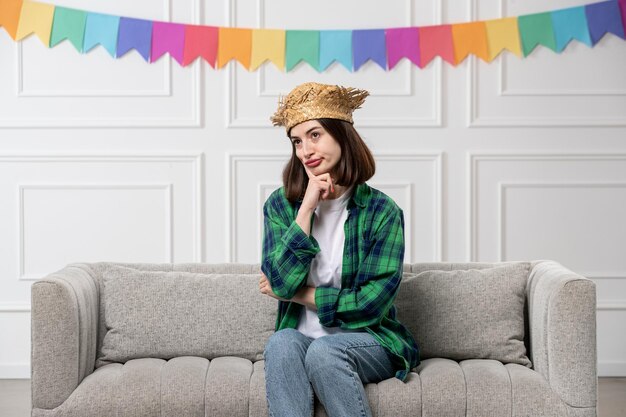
[292,139,301,146]
[311,132,320,139]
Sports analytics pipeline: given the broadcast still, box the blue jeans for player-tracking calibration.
[264,328,397,417]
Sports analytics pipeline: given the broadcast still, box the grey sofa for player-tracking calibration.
[30,260,597,417]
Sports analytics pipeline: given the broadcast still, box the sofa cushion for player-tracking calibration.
[395,262,532,366]
[96,265,276,367]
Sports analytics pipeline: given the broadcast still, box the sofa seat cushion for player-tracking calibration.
[34,356,269,417]
[33,357,566,417]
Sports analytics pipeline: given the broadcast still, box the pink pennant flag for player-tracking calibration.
[385,27,420,69]
[151,21,185,65]
[419,24,455,67]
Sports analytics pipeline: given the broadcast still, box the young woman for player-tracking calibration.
[259,82,419,417]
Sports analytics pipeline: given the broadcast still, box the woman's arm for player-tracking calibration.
[315,206,405,329]
[261,193,320,299]
[260,273,317,309]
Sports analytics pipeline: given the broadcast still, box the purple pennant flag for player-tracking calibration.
[385,27,420,70]
[117,17,153,61]
[353,29,387,71]
[585,0,625,44]
[151,22,185,65]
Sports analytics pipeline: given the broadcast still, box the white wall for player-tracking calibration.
[1,0,625,378]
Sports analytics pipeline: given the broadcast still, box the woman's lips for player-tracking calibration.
[305,159,322,167]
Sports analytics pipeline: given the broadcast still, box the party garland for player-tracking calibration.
[0,0,625,71]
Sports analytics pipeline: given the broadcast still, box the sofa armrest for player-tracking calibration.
[31,264,99,410]
[527,260,597,409]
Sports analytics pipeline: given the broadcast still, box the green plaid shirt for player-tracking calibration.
[261,182,420,382]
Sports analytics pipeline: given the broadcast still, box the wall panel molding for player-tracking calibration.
[17,183,174,281]
[0,152,205,270]
[467,152,626,262]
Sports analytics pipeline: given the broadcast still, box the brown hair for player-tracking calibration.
[282,118,376,204]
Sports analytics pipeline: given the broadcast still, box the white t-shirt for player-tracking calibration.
[296,186,361,339]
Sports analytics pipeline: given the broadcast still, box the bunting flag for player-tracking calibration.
[319,30,352,71]
[50,7,86,52]
[83,12,120,57]
[116,17,152,62]
[14,0,54,46]
[1,0,624,71]
[0,0,23,39]
[551,7,592,52]
[183,25,218,67]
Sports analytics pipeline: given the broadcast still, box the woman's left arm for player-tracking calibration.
[314,206,405,329]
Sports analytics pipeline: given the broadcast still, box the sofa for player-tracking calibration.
[30,260,597,417]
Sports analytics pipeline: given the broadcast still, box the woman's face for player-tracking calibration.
[289,120,342,176]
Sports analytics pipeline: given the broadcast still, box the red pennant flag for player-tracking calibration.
[183,25,218,67]
[419,25,455,67]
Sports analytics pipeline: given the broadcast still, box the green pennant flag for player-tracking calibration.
[518,12,557,56]
[50,7,88,52]
[286,30,319,71]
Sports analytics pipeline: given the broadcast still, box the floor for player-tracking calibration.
[1,378,624,416]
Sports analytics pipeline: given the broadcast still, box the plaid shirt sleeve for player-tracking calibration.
[261,190,320,300]
[315,205,405,329]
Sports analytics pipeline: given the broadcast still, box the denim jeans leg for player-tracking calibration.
[304,332,397,417]
[264,328,314,417]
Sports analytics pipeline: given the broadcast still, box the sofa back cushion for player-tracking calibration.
[95,264,276,368]
[395,262,532,367]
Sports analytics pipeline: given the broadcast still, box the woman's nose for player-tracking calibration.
[302,140,313,157]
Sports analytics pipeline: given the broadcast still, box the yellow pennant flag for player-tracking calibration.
[15,0,54,46]
[250,29,285,71]
[217,28,252,69]
[485,17,522,60]
[451,21,490,64]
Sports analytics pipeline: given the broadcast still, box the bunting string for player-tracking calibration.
[0,0,624,70]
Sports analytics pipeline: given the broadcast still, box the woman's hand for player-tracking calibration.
[259,273,290,301]
[300,165,335,213]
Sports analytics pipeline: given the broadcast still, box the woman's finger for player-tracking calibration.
[303,164,315,179]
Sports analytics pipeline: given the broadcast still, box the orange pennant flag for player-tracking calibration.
[15,0,54,46]
[484,17,522,60]
[217,27,252,69]
[451,21,490,64]
[0,0,23,39]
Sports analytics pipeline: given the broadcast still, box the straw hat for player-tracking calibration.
[270,82,369,132]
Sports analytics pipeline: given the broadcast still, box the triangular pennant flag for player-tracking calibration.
[15,0,54,46]
[585,0,625,44]
[419,25,455,67]
[50,7,87,52]
[250,29,285,71]
[116,17,152,62]
[551,6,592,52]
[353,29,387,71]
[0,0,23,40]
[285,30,319,71]
[518,13,557,56]
[484,17,522,60]
[319,30,352,71]
[451,21,489,63]
[385,27,420,70]
[217,27,252,69]
[183,25,218,67]
[151,21,185,65]
[83,12,120,57]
